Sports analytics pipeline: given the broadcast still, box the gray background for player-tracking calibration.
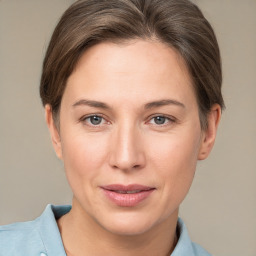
[0,0,255,255]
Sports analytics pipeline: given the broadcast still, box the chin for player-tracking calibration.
[105,222,154,236]
[96,211,164,236]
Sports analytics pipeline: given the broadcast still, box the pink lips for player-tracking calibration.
[101,184,155,207]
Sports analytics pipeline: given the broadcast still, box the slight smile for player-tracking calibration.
[100,184,156,207]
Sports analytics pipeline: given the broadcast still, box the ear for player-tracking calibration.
[45,104,63,159]
[198,104,222,160]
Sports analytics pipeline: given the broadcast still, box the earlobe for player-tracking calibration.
[45,104,63,159]
[198,104,221,160]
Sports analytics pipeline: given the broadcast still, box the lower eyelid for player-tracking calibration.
[81,114,111,126]
[148,116,174,124]
[80,114,176,127]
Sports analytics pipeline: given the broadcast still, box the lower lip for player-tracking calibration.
[102,189,155,207]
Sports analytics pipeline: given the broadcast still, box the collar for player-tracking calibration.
[37,204,210,256]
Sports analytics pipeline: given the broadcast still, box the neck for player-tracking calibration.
[58,199,178,256]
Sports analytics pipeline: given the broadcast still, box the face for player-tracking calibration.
[47,40,219,236]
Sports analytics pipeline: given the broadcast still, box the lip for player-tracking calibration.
[100,184,155,207]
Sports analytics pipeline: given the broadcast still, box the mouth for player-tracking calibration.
[100,184,155,207]
[114,190,147,194]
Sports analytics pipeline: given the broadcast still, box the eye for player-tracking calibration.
[88,115,103,125]
[81,115,108,126]
[148,115,173,126]
[152,116,167,125]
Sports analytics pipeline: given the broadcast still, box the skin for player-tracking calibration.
[45,40,221,256]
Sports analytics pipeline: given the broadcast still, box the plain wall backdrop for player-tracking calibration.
[0,0,255,255]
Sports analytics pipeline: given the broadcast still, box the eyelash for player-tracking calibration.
[79,114,176,127]
[147,115,176,126]
[80,114,109,127]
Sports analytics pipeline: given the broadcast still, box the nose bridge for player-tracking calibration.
[109,120,145,171]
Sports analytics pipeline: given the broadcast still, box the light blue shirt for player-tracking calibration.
[0,204,211,256]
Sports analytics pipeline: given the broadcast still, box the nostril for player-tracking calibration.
[111,163,141,171]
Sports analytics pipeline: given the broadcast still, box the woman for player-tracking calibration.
[0,0,224,255]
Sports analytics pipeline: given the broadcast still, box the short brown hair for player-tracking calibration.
[40,0,224,129]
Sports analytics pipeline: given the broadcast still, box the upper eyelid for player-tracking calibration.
[78,114,109,127]
[147,114,176,121]
[146,115,177,126]
[79,113,176,124]
[79,113,106,121]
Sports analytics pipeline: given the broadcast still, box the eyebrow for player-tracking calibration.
[72,99,110,109]
[72,99,185,110]
[144,99,185,109]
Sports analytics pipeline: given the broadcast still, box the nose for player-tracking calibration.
[109,123,146,172]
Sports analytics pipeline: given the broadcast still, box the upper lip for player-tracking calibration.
[101,184,155,192]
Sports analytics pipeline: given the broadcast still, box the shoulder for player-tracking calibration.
[0,218,45,256]
[171,218,211,256]
[0,204,71,256]
[191,242,211,256]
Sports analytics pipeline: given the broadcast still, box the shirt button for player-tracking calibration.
[40,253,47,256]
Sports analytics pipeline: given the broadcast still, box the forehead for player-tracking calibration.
[64,40,196,108]
[73,39,190,80]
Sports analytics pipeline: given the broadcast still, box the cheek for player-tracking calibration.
[146,129,201,201]
[60,131,109,183]
[148,131,200,172]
